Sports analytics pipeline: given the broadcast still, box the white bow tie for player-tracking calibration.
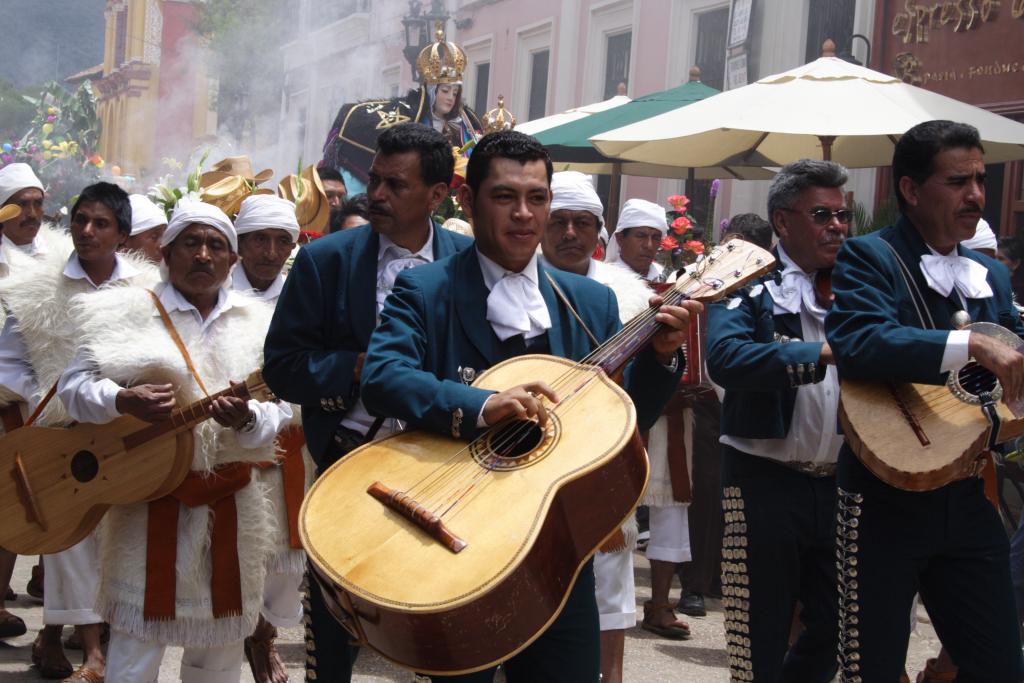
[766,269,828,323]
[919,253,992,301]
[377,247,427,314]
[486,271,552,341]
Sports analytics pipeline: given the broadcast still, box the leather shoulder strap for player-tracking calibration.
[544,272,601,348]
[879,239,935,330]
[146,289,211,398]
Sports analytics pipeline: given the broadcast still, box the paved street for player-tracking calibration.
[0,553,941,682]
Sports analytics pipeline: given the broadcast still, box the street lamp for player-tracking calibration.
[402,0,450,83]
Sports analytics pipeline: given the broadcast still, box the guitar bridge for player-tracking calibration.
[367,481,467,554]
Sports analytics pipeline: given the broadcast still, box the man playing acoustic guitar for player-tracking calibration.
[359,131,699,681]
[826,120,1024,682]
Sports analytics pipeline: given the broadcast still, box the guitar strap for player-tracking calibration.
[146,289,211,399]
[543,272,601,348]
[879,239,935,330]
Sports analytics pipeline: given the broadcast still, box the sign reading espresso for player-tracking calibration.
[876,0,1024,108]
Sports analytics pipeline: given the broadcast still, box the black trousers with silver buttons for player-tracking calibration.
[720,446,839,683]
[835,448,1023,683]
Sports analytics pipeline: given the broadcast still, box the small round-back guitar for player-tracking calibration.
[300,239,775,675]
[839,322,1024,491]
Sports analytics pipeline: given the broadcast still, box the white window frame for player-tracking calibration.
[582,0,635,104]
[463,35,494,114]
[512,20,554,122]
[381,63,402,99]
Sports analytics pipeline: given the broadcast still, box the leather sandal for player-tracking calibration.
[63,623,109,650]
[244,632,288,683]
[0,608,26,638]
[640,600,691,640]
[61,667,104,683]
[26,563,44,600]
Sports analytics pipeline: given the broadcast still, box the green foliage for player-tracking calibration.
[852,196,899,236]
[0,79,35,136]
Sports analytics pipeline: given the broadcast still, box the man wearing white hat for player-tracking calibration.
[232,194,299,300]
[122,194,168,263]
[540,171,656,682]
[231,193,306,683]
[0,181,158,681]
[606,198,669,281]
[0,162,46,255]
[57,199,291,682]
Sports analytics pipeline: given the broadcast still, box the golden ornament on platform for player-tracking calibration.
[482,96,516,134]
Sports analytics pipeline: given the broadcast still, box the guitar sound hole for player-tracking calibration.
[957,362,998,397]
[490,420,544,459]
[70,450,99,483]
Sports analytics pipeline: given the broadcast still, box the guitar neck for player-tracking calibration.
[122,383,253,451]
[594,288,687,378]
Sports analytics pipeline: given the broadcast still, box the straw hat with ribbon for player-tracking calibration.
[277,165,330,234]
[199,156,273,189]
[200,175,273,218]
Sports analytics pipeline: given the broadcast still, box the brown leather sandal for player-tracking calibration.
[640,600,691,640]
[32,632,74,680]
[26,563,44,600]
[0,609,26,639]
[61,667,104,683]
[916,658,957,683]
[244,631,289,683]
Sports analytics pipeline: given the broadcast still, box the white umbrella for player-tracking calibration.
[516,95,631,136]
[591,45,1024,168]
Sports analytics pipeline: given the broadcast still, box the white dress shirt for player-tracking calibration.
[231,264,285,302]
[340,222,435,436]
[0,252,140,409]
[720,245,843,466]
[57,282,292,449]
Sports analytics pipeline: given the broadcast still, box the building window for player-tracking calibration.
[695,7,729,90]
[528,50,549,120]
[603,32,631,99]
[114,9,128,66]
[805,0,855,63]
[473,62,490,115]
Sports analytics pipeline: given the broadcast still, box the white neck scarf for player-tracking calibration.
[479,251,552,341]
[765,244,828,324]
[920,248,993,301]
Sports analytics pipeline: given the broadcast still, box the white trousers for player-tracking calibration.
[261,571,303,629]
[43,532,102,625]
[646,504,692,564]
[106,629,244,683]
[593,549,636,631]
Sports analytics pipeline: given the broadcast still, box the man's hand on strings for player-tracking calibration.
[210,385,254,430]
[116,383,176,423]
[482,381,559,428]
[648,296,703,365]
[970,333,1024,407]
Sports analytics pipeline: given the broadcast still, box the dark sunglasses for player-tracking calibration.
[784,207,853,225]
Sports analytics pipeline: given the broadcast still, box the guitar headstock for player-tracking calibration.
[244,370,276,403]
[672,239,775,304]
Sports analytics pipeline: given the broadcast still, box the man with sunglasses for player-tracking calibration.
[826,121,1023,682]
[706,159,849,682]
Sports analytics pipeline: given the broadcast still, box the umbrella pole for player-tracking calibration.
[608,162,622,232]
[820,136,836,161]
[686,167,695,200]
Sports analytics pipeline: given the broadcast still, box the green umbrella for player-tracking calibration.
[532,72,771,226]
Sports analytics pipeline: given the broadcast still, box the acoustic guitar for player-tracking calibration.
[839,322,1024,491]
[0,370,273,555]
[300,239,774,675]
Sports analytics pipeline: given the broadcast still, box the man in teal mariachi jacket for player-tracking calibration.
[826,120,1024,682]
[361,131,699,682]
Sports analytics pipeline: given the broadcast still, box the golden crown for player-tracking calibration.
[417,23,467,85]
[482,96,516,134]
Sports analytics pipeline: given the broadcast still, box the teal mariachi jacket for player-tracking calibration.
[360,247,685,442]
[262,222,473,462]
[825,215,1024,387]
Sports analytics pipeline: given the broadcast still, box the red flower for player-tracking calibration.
[660,235,679,251]
[667,194,690,211]
[671,215,691,234]
[683,239,704,255]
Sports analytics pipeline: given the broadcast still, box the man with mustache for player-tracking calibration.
[0,163,48,260]
[605,198,669,281]
[0,181,158,681]
[57,199,291,682]
[826,120,1024,681]
[263,122,472,683]
[706,159,849,682]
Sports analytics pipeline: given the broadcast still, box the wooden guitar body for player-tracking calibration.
[300,355,648,674]
[0,416,193,554]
